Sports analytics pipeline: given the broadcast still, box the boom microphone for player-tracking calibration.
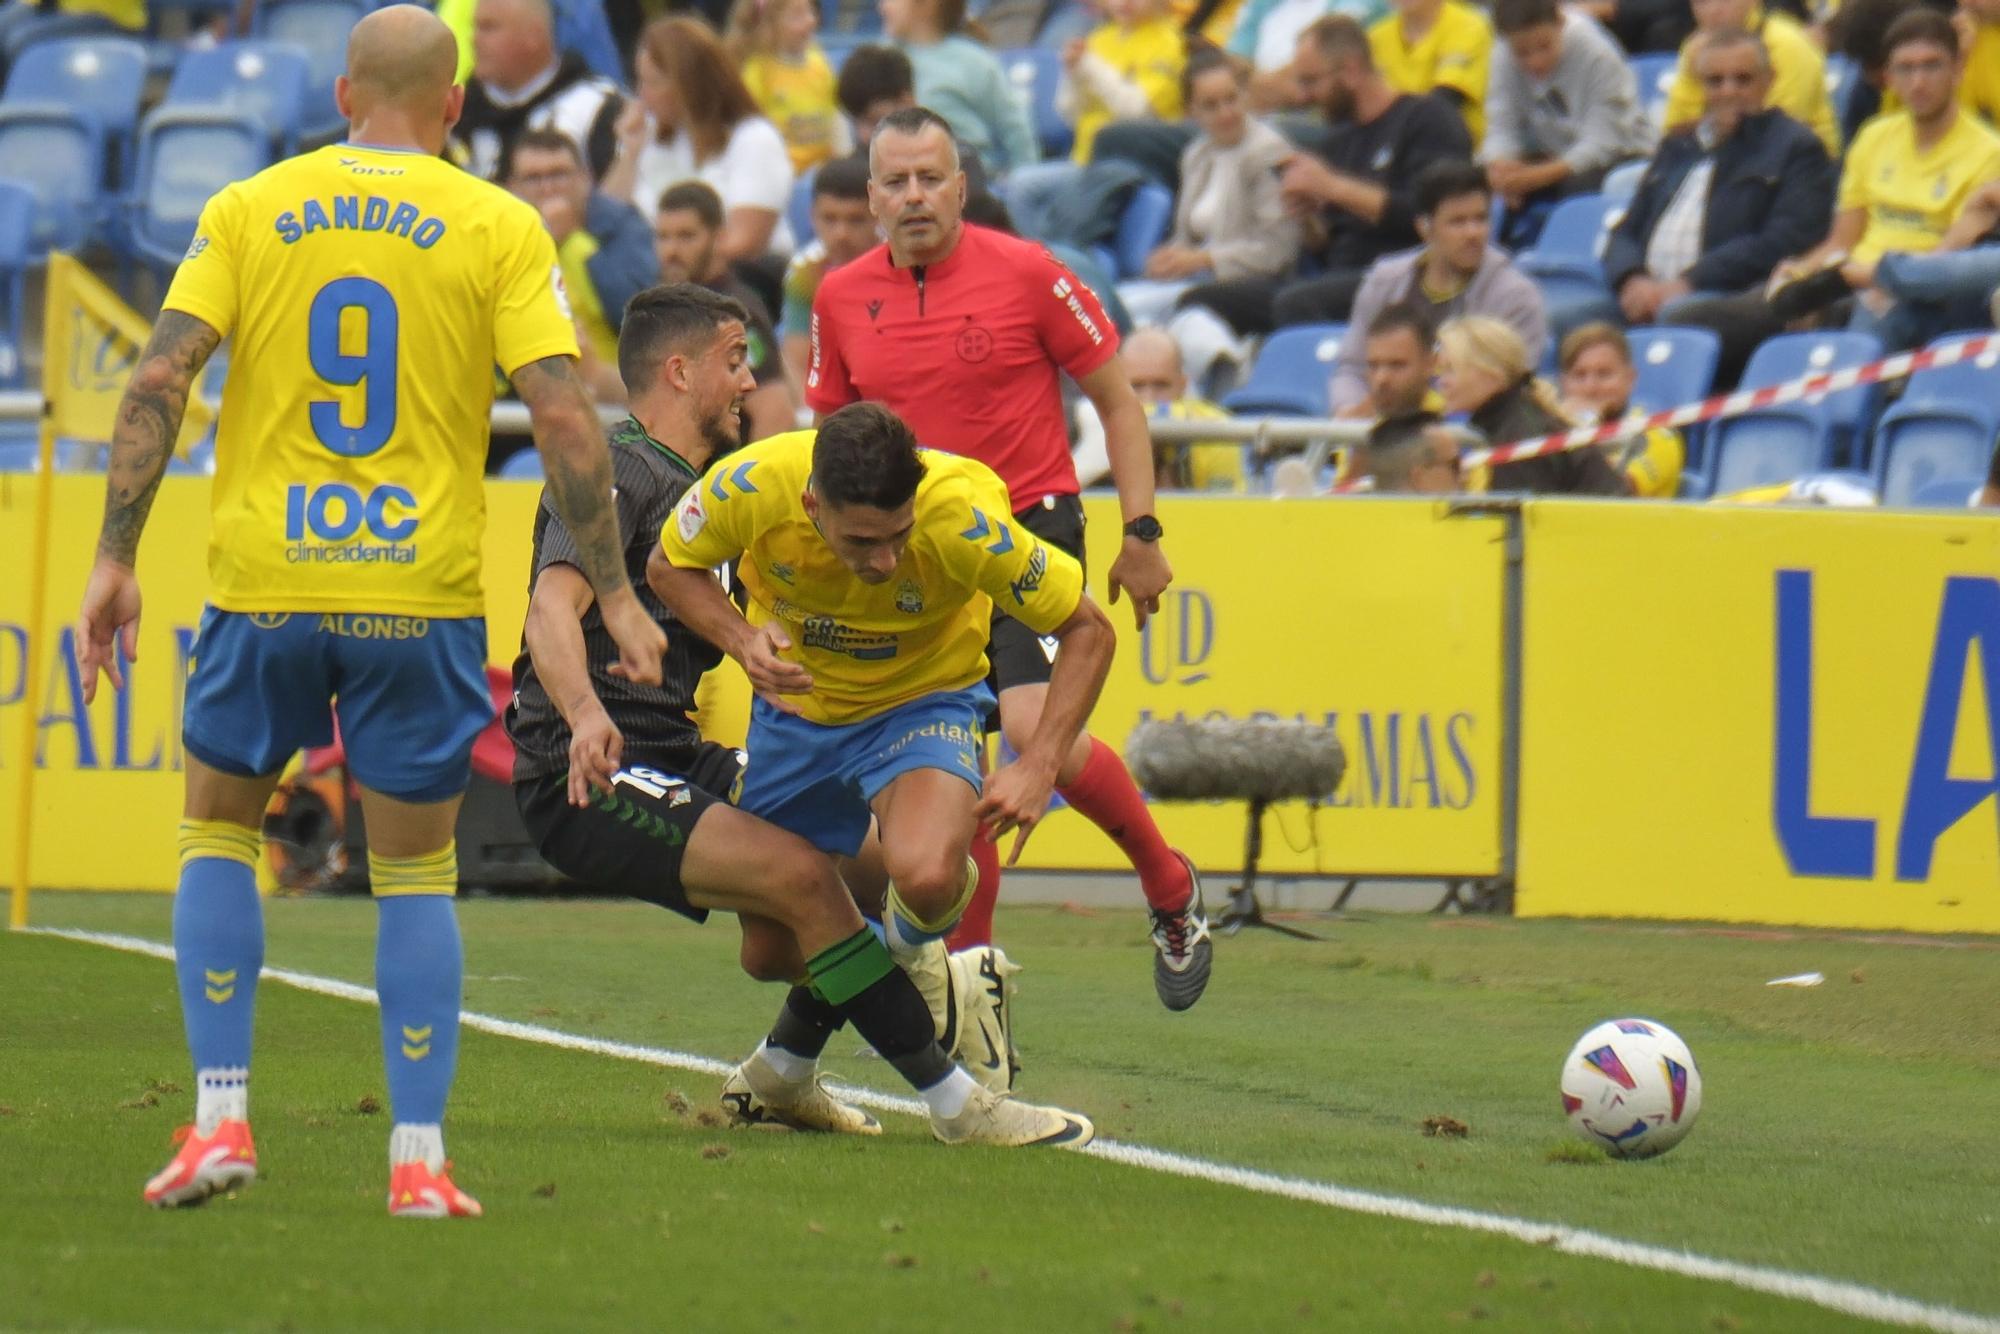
[1125,718,1345,804]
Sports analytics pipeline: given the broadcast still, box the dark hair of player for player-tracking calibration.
[657,179,726,231]
[836,43,914,118]
[813,155,872,203]
[812,403,928,510]
[1413,158,1491,217]
[617,283,751,395]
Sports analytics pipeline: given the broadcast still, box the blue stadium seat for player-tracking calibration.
[1737,330,1883,467]
[499,448,547,480]
[1907,477,1981,508]
[123,108,270,273]
[1625,325,1719,406]
[816,33,863,72]
[256,0,365,143]
[1630,52,1677,127]
[1222,324,1345,418]
[0,179,32,373]
[0,329,22,390]
[1109,181,1172,280]
[0,104,106,254]
[1871,404,1997,506]
[0,438,41,471]
[164,41,313,155]
[1825,53,1861,128]
[1001,46,1072,160]
[786,167,817,255]
[1900,332,2000,405]
[1601,159,1646,206]
[1517,193,1611,282]
[1702,410,1833,494]
[2,36,146,176]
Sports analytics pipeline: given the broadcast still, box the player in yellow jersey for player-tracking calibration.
[650,404,1116,1124]
[73,5,666,1219]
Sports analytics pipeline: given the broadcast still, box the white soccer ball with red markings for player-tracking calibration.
[1560,1018,1702,1159]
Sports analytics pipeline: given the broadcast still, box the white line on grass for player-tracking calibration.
[26,925,2000,1334]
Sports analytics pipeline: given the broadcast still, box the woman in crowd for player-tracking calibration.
[606,14,797,260]
[1436,315,1627,494]
[1120,47,1297,328]
[879,0,1040,173]
[727,0,852,173]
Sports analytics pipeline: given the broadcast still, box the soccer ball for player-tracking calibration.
[1560,1018,1702,1159]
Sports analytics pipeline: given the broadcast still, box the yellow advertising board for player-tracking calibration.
[1516,502,2000,935]
[1,480,1507,889]
[1019,496,1507,877]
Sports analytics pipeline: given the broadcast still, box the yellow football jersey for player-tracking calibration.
[1837,109,2000,265]
[742,48,845,173]
[164,142,579,618]
[659,431,1085,725]
[1368,1,1492,144]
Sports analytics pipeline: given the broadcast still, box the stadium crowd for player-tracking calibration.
[6,0,2000,501]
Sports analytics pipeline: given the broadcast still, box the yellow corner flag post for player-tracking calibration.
[9,255,213,929]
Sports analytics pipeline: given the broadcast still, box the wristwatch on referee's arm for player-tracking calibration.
[1122,515,1164,543]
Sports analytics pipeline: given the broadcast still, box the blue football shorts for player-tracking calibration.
[181,608,491,804]
[736,682,994,857]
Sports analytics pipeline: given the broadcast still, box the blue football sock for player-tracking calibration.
[173,821,264,1078]
[372,847,463,1128]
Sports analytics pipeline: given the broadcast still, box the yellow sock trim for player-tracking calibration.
[368,841,458,898]
[178,819,260,870]
[886,856,978,935]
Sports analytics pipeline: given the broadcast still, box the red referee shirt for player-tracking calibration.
[805,223,1120,511]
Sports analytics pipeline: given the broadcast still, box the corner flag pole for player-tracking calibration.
[9,403,56,930]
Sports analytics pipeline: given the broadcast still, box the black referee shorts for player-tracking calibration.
[514,743,745,923]
[987,493,1086,694]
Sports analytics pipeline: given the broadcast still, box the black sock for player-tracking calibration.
[841,967,953,1092]
[768,986,843,1060]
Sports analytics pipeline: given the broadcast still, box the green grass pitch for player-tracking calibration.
[3,893,1996,1333]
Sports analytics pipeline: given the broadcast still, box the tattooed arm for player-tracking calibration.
[76,311,221,704]
[512,353,666,687]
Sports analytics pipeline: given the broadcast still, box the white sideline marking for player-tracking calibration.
[25,925,2000,1334]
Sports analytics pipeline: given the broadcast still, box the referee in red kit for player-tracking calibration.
[806,105,1209,1011]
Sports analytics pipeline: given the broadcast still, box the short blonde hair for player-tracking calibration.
[1439,316,1571,423]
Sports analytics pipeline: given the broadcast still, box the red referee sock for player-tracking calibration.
[946,829,1002,951]
[1059,738,1191,912]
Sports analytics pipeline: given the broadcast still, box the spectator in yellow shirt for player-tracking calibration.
[1557,322,1685,497]
[1666,10,2000,373]
[1662,0,1840,155]
[728,0,853,173]
[1959,0,2000,126]
[1368,0,1493,145]
[1060,0,1187,162]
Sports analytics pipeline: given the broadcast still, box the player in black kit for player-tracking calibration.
[506,283,1093,1148]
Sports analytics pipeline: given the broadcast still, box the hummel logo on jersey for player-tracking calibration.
[866,299,884,322]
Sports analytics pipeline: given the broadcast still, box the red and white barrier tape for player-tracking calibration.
[1456,331,2000,472]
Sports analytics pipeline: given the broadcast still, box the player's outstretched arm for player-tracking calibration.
[77,310,220,704]
[1077,359,1173,630]
[523,562,626,807]
[513,353,666,687]
[976,593,1116,863]
[645,548,814,712]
